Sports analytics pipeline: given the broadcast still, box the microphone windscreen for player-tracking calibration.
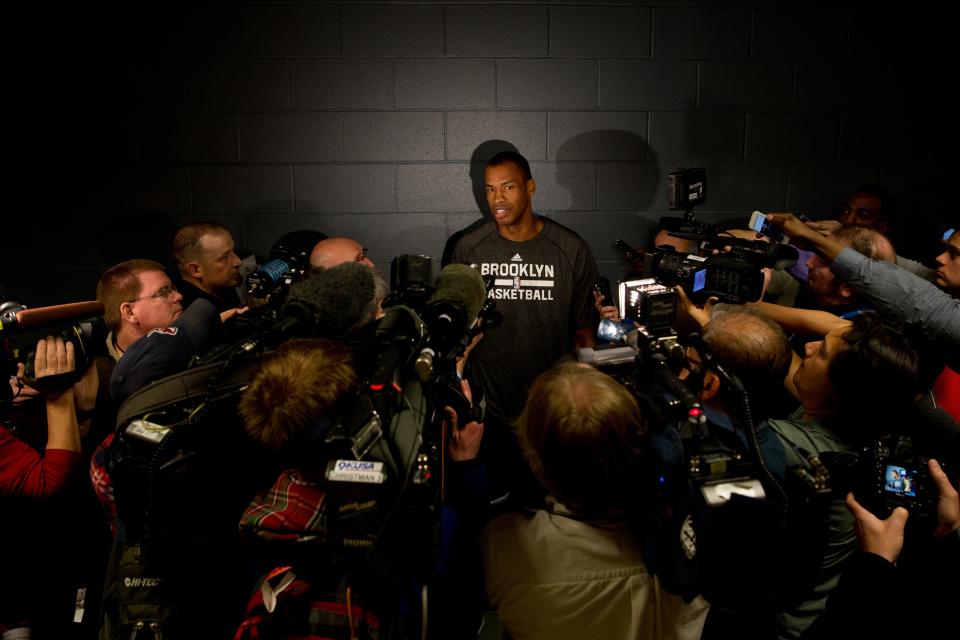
[427,264,486,322]
[772,243,800,271]
[284,262,376,338]
[15,301,105,330]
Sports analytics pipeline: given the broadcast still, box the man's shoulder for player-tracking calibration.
[451,219,499,256]
[538,217,592,251]
[768,415,854,453]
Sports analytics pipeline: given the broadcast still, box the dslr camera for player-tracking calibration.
[856,435,941,520]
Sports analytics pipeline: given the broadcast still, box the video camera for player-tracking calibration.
[609,168,798,305]
[578,306,833,612]
[1,299,106,401]
[613,238,768,305]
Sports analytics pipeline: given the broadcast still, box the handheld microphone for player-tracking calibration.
[416,264,486,380]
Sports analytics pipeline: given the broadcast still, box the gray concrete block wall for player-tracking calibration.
[2,1,954,306]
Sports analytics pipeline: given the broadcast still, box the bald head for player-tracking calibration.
[702,304,792,418]
[309,237,373,269]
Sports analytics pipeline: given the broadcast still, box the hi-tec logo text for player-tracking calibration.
[124,577,162,588]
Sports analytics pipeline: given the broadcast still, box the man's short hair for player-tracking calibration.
[239,338,358,454]
[704,304,793,418]
[853,184,894,218]
[830,225,895,262]
[517,363,647,513]
[172,221,231,271]
[486,150,532,182]
[96,259,166,333]
[830,312,921,429]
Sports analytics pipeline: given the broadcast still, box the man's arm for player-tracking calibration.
[571,238,600,348]
[769,213,960,369]
[747,300,848,337]
[0,337,82,497]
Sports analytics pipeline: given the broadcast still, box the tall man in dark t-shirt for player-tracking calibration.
[451,150,598,423]
[450,151,598,502]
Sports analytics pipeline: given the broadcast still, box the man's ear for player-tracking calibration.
[701,371,721,401]
[527,178,536,198]
[119,301,139,326]
[186,261,203,280]
[837,282,855,300]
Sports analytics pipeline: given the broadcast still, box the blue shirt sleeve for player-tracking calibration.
[832,247,960,370]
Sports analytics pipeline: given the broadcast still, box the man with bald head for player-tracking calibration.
[309,237,374,269]
[802,225,895,316]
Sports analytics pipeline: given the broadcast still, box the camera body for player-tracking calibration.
[650,247,765,305]
[1,300,106,395]
[857,436,940,519]
[388,254,434,312]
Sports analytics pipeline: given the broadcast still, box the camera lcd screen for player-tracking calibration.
[693,269,707,293]
[751,214,766,233]
[884,465,916,497]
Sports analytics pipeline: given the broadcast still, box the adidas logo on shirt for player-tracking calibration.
[511,253,522,262]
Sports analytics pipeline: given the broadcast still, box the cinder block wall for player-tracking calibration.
[2,2,953,306]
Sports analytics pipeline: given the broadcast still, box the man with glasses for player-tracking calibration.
[96,259,219,404]
[308,236,374,269]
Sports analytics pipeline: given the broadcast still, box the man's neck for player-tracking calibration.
[497,212,543,242]
[115,327,145,354]
[183,276,218,297]
[800,404,835,421]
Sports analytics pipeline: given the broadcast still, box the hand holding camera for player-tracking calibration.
[846,458,960,564]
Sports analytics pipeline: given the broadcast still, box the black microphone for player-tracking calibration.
[283,262,377,339]
[415,264,486,380]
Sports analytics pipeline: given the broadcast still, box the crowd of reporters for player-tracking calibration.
[1,196,959,640]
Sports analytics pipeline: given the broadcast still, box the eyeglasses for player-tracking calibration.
[127,284,178,303]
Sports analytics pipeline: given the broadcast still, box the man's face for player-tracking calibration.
[309,238,373,269]
[934,231,960,296]
[196,231,242,289]
[805,252,842,302]
[839,192,886,231]
[485,161,535,229]
[793,325,850,410]
[127,270,183,331]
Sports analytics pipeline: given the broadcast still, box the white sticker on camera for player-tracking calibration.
[326,459,386,484]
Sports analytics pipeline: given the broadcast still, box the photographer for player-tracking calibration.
[1,336,82,638]
[802,459,960,638]
[481,363,709,640]
[680,289,927,638]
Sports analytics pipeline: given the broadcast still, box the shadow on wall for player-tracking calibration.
[0,213,180,306]
[553,129,660,259]
[441,139,519,266]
